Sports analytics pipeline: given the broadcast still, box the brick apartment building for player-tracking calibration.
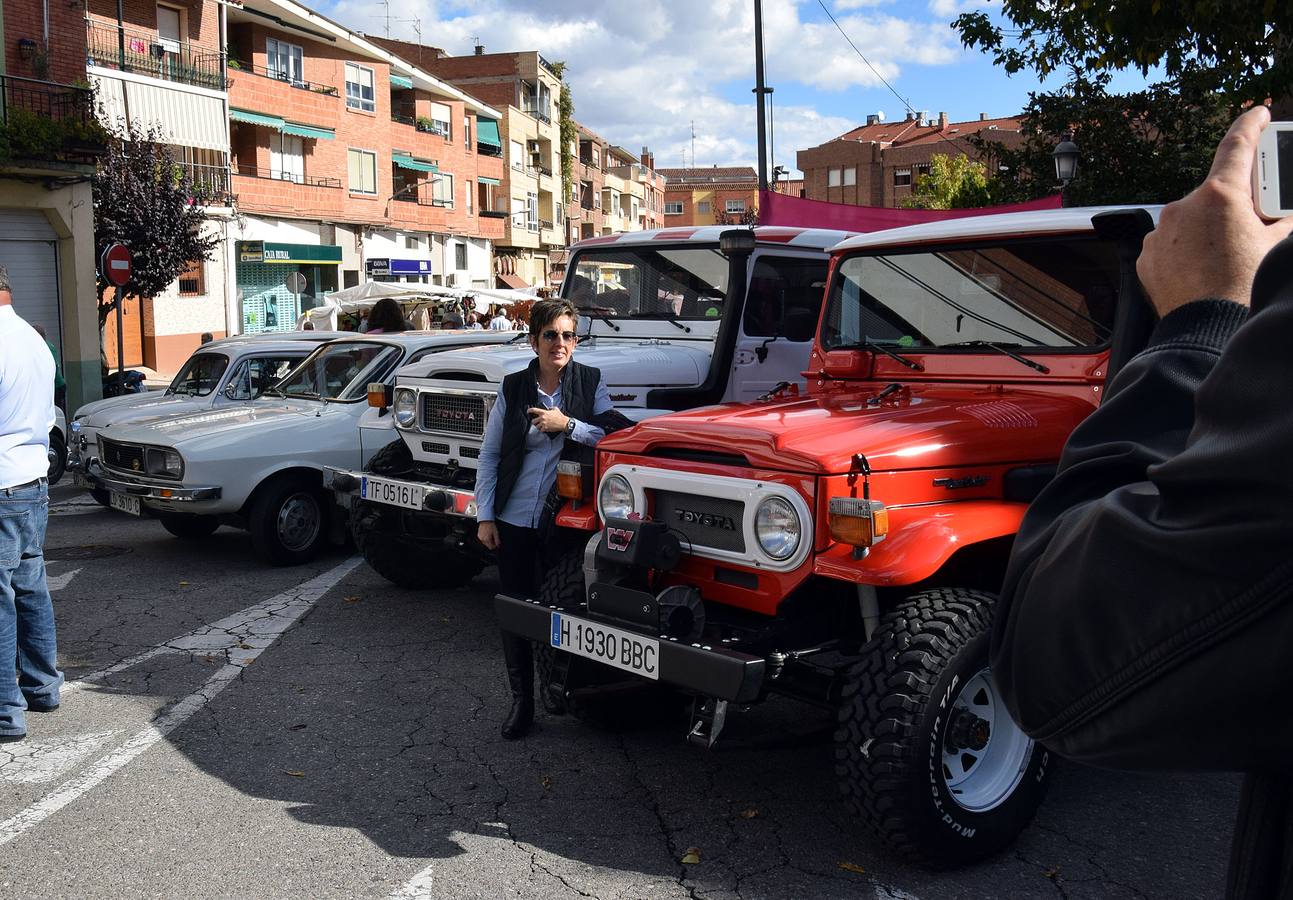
[658,166,760,226]
[797,110,1024,208]
[571,123,665,241]
[84,0,507,371]
[1,0,102,408]
[373,41,564,290]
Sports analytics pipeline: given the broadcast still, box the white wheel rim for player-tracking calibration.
[941,666,1033,813]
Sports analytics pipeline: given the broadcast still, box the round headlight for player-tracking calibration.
[393,388,417,427]
[598,474,635,520]
[755,496,800,560]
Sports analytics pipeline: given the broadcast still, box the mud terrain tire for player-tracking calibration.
[835,588,1051,868]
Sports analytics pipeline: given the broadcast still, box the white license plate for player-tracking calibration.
[109,491,141,516]
[550,612,659,680]
[360,476,424,510]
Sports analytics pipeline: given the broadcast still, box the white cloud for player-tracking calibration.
[928,0,997,19]
[321,0,964,173]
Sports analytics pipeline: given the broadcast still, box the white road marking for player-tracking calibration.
[0,557,362,846]
[388,863,435,899]
[0,731,117,783]
[875,886,923,900]
[46,568,80,593]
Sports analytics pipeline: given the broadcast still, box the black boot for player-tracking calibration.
[501,633,534,740]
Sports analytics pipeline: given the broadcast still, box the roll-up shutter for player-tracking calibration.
[0,210,62,357]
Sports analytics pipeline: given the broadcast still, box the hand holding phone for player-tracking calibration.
[1253,121,1293,219]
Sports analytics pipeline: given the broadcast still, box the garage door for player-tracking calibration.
[0,209,61,354]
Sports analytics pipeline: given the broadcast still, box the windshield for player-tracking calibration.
[274,342,403,401]
[822,238,1119,351]
[167,353,230,396]
[566,247,729,319]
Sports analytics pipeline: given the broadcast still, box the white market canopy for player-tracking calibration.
[295,282,540,329]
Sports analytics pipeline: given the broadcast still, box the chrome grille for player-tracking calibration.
[651,490,745,553]
[420,392,487,437]
[100,438,146,475]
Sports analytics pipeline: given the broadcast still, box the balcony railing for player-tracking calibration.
[229,60,337,96]
[523,106,552,125]
[539,219,554,230]
[0,75,102,164]
[233,164,341,189]
[392,111,415,127]
[86,19,225,91]
[477,143,503,157]
[179,161,232,201]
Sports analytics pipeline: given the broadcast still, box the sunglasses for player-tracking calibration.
[540,329,578,343]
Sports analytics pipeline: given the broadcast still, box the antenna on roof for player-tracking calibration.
[690,120,696,169]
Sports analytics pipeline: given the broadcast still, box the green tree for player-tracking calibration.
[953,1,1291,108]
[93,121,220,344]
[548,60,576,222]
[901,153,995,209]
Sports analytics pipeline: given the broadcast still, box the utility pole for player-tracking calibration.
[753,0,770,191]
[690,121,696,168]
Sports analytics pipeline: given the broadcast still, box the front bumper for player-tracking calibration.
[97,473,222,502]
[494,592,766,703]
[324,466,478,518]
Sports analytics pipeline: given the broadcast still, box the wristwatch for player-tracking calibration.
[565,417,576,436]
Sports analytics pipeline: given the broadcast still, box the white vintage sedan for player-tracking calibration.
[93,331,518,565]
[70,332,347,502]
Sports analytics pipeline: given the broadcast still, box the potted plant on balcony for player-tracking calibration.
[415,116,435,134]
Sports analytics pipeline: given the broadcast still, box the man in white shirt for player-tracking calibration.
[0,265,62,743]
[488,305,513,330]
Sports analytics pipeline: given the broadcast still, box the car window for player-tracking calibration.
[742,256,830,339]
[168,354,230,397]
[224,355,308,400]
[277,343,402,401]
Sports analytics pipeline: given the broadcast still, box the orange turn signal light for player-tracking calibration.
[828,497,889,547]
[556,461,585,501]
[367,382,391,409]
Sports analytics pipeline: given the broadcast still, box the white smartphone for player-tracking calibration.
[1253,121,1293,219]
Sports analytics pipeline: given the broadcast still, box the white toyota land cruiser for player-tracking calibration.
[326,225,854,589]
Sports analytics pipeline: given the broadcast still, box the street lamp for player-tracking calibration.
[1052,134,1080,207]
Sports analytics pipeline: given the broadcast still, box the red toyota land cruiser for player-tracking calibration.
[496,206,1158,866]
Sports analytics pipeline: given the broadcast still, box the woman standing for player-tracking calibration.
[364,298,407,334]
[475,299,623,739]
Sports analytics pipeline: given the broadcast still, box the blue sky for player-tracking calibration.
[320,0,1155,176]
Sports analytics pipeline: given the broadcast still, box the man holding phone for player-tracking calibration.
[993,105,1293,898]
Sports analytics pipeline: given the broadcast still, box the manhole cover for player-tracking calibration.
[44,545,132,561]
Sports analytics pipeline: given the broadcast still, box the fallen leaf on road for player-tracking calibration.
[1044,866,1061,879]
[681,847,701,865]
[179,581,189,587]
[739,807,759,819]
[837,862,866,875]
[540,775,553,790]
[238,643,252,650]
[289,723,307,731]
[439,616,451,624]
[203,656,214,664]
[344,595,361,603]
[284,771,305,777]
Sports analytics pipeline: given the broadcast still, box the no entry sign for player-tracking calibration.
[101,242,132,287]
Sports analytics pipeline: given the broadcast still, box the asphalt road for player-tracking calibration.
[0,482,1239,899]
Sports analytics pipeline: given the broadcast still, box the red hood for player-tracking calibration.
[605,384,1096,473]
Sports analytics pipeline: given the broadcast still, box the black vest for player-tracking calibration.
[492,358,601,518]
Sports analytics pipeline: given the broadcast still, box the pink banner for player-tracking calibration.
[758,190,1062,232]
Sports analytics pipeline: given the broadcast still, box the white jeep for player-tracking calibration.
[326,226,854,588]
[92,330,516,564]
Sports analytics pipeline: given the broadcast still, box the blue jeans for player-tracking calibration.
[0,480,62,736]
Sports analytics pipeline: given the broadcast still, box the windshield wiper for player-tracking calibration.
[942,340,1050,374]
[579,309,621,332]
[835,340,924,371]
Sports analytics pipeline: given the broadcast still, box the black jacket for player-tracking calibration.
[993,236,1293,899]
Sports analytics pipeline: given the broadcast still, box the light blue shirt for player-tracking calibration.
[475,374,612,528]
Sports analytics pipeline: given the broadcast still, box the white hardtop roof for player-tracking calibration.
[570,225,857,254]
[207,331,349,348]
[201,336,348,354]
[831,205,1163,253]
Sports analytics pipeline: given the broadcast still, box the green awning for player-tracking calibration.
[230,108,284,129]
[389,74,414,90]
[283,122,335,140]
[477,176,501,187]
[392,152,438,173]
[476,117,502,148]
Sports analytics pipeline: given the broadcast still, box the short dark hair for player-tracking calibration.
[528,298,577,336]
[367,297,406,332]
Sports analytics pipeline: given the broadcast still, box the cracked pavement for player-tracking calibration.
[0,482,1240,899]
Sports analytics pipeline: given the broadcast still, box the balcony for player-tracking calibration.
[179,160,233,203]
[0,75,103,166]
[234,164,341,189]
[523,106,552,125]
[230,60,337,97]
[477,142,503,157]
[86,19,225,91]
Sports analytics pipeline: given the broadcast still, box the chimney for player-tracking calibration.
[979,112,988,121]
[905,109,916,122]
[917,110,930,126]
[938,111,948,130]
[474,43,485,55]
[866,114,879,126]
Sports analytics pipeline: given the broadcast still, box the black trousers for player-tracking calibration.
[496,520,541,702]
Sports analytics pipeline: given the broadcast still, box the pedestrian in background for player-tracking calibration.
[199,332,214,345]
[365,298,407,334]
[474,298,629,740]
[488,305,513,330]
[441,304,465,330]
[993,106,1293,899]
[0,265,63,743]
[30,323,65,413]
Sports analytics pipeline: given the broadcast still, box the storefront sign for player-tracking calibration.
[238,241,342,265]
[366,258,432,276]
